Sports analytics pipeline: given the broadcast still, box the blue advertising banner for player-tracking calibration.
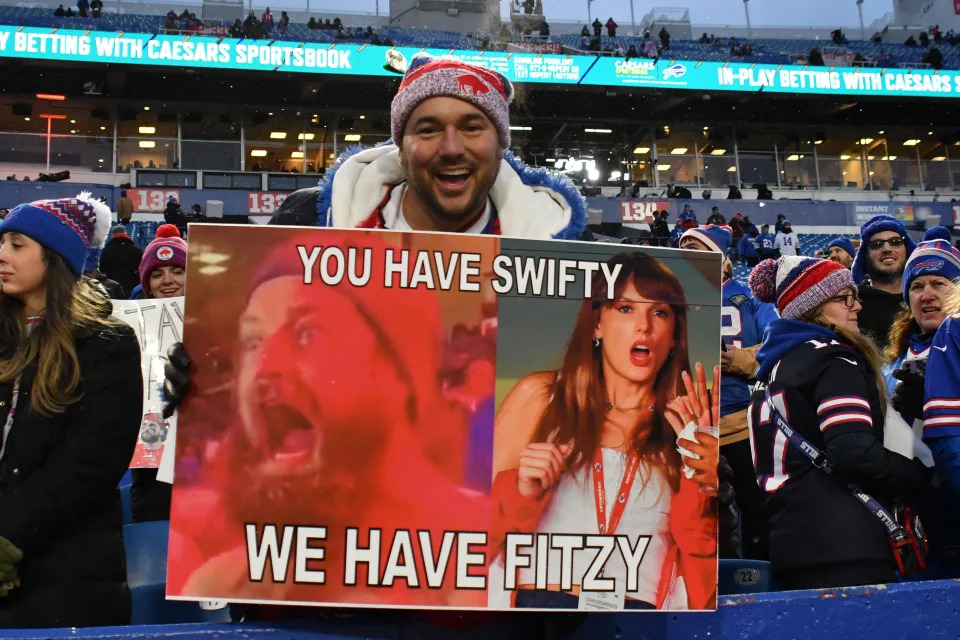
[2,26,960,99]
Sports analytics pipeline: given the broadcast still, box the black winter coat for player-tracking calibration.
[0,324,142,628]
[99,236,143,298]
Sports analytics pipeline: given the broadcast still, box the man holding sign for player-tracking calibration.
[266,53,589,241]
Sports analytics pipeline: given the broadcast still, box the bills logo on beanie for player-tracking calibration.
[902,225,960,300]
[680,224,732,254]
[139,224,187,292]
[749,256,856,320]
[0,191,112,276]
[390,53,515,148]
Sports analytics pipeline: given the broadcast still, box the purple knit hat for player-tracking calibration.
[390,53,515,148]
[139,224,187,292]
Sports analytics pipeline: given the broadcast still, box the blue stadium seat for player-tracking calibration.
[120,468,132,487]
[123,521,231,624]
[120,483,132,526]
[718,558,778,595]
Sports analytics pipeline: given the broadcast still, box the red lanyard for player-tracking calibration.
[592,447,641,535]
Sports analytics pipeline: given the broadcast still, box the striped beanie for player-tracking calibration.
[749,256,856,320]
[390,53,515,148]
[680,224,732,254]
[139,224,187,292]
[902,226,960,301]
[0,192,112,276]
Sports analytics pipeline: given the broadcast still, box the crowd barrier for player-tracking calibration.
[0,578,956,639]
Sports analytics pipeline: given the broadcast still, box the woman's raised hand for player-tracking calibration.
[665,362,721,434]
[517,443,570,499]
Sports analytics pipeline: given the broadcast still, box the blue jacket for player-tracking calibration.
[738,235,760,260]
[721,279,779,415]
[923,316,960,506]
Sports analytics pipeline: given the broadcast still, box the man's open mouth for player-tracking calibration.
[262,404,316,463]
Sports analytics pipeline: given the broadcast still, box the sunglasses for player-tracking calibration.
[868,236,906,251]
[826,293,860,309]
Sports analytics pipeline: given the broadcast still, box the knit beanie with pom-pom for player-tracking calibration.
[748,256,856,320]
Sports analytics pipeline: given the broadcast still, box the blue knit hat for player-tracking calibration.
[680,224,732,254]
[850,214,917,285]
[901,226,960,301]
[0,192,112,276]
[827,237,856,262]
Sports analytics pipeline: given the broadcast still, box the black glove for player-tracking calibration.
[717,454,741,558]
[162,342,192,419]
[891,367,925,419]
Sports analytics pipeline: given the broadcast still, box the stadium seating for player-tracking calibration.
[0,5,955,69]
[120,483,132,526]
[718,558,779,595]
[124,520,231,624]
[0,6,473,49]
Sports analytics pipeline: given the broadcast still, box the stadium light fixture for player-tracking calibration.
[815,140,823,145]
[711,149,726,155]
[360,115,366,119]
[882,155,897,161]
[904,139,921,146]
[24,117,30,122]
[297,133,315,140]
[291,151,304,159]
[587,169,600,181]
[928,131,934,135]
[69,129,77,134]
[670,147,688,155]
[344,134,362,142]
[100,125,106,131]
[633,147,650,154]
[143,106,150,111]
[786,154,800,161]
[138,126,156,134]
[727,166,737,172]
[138,140,156,148]
[840,155,851,160]
[70,119,76,124]
[585,128,612,134]
[878,130,885,134]
[656,164,671,171]
[270,132,287,139]
[859,138,874,145]
[250,149,268,157]
[36,93,66,101]
[932,156,946,161]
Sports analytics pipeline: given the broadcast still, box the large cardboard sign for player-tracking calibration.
[167,225,722,611]
[112,297,183,469]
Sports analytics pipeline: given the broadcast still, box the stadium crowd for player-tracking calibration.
[0,52,959,628]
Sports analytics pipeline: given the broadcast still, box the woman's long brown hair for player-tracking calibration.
[530,252,690,492]
[0,248,119,416]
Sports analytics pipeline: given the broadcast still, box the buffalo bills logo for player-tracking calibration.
[157,246,175,261]
[663,63,687,79]
[457,73,490,97]
[913,259,944,273]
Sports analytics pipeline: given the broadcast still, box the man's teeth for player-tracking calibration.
[439,169,469,176]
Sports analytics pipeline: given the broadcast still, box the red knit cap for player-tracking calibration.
[139,224,187,293]
[390,53,515,148]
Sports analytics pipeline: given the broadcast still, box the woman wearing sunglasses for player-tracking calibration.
[748,256,929,590]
